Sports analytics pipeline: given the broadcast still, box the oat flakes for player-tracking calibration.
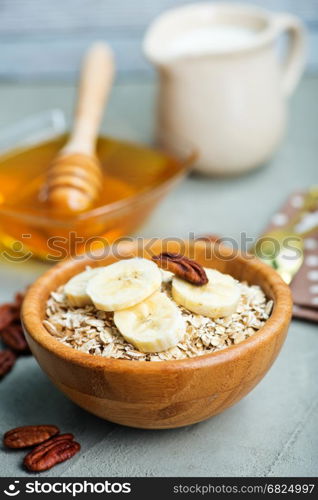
[43,279,273,362]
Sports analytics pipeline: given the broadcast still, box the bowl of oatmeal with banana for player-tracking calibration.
[22,239,292,429]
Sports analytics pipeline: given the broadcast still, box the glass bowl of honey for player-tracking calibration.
[0,134,195,261]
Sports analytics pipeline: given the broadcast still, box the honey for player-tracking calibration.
[0,135,188,261]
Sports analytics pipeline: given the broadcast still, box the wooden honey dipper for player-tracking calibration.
[46,43,114,214]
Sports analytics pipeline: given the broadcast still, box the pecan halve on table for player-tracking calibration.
[0,323,30,353]
[23,433,80,472]
[0,304,16,330]
[0,350,16,378]
[4,425,60,449]
[152,252,208,286]
[0,293,24,331]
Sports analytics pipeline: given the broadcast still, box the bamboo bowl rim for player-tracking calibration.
[22,239,293,374]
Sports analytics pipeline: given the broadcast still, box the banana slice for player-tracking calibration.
[172,268,241,318]
[86,258,162,311]
[64,267,105,307]
[114,292,186,352]
[160,269,174,283]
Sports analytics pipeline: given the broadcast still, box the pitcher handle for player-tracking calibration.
[274,13,307,97]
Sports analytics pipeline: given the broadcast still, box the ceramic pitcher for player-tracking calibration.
[143,3,306,175]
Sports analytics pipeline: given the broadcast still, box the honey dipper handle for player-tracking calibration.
[63,43,114,156]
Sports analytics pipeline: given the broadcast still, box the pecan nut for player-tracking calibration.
[23,433,80,472]
[0,350,16,378]
[0,304,16,330]
[4,425,60,449]
[152,253,208,286]
[0,292,25,331]
[0,323,29,353]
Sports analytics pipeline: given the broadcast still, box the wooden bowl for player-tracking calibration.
[22,239,292,429]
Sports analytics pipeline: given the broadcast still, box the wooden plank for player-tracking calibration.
[0,29,317,81]
[0,0,317,80]
[0,0,317,33]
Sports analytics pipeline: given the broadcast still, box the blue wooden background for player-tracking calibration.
[0,0,317,81]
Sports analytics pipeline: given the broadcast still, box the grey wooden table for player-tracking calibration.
[0,78,317,477]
